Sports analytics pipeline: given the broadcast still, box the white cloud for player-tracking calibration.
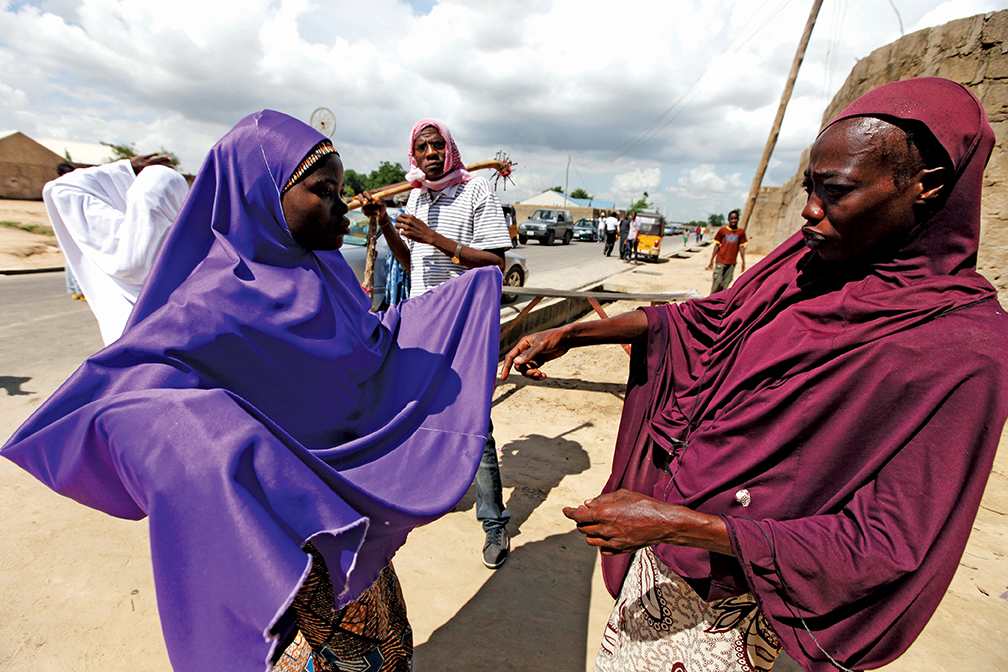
[610,167,661,207]
[0,0,998,218]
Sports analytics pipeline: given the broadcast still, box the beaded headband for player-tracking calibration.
[281,140,338,196]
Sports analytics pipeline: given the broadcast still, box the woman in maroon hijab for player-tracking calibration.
[503,78,1008,672]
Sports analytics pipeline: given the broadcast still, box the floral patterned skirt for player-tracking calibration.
[595,547,781,672]
[274,543,412,672]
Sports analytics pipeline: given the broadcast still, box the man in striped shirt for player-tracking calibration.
[371,119,512,569]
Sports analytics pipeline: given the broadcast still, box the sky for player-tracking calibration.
[1,0,1005,221]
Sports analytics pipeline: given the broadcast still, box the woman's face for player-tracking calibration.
[800,118,924,264]
[282,154,350,251]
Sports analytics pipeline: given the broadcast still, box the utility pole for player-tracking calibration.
[565,155,570,201]
[740,0,823,230]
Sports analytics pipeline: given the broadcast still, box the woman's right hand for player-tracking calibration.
[501,327,570,381]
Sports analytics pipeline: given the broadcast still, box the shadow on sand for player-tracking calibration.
[453,424,592,538]
[429,422,599,669]
[0,375,33,396]
[413,529,597,672]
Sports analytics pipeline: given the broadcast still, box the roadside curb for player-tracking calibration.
[1,266,64,276]
[498,240,702,359]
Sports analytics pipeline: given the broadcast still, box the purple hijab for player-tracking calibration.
[2,111,502,670]
[603,78,1008,671]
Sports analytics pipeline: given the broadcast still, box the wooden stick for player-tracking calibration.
[739,0,823,230]
[345,160,512,210]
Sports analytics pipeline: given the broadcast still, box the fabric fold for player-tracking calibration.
[599,78,1008,672]
[3,110,502,672]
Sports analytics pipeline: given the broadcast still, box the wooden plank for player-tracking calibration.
[586,297,631,356]
[502,286,700,302]
[500,295,544,338]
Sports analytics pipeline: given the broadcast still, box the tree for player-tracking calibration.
[343,169,369,198]
[102,141,181,170]
[708,213,725,227]
[548,186,564,193]
[368,161,406,189]
[629,191,651,213]
[569,188,592,200]
[342,162,407,198]
[102,141,136,162]
[158,146,181,170]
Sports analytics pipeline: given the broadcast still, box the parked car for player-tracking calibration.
[518,208,574,245]
[664,223,689,236]
[342,212,529,308]
[573,217,599,242]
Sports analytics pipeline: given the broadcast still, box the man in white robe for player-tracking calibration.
[44,154,189,345]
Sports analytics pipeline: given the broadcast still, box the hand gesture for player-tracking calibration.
[394,212,436,246]
[562,490,679,555]
[500,327,570,381]
[130,154,173,175]
[563,489,733,557]
[359,191,390,225]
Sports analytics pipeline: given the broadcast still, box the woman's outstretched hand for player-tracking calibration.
[501,326,570,381]
[562,490,734,557]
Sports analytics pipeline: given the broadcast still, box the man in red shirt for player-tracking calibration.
[705,209,747,294]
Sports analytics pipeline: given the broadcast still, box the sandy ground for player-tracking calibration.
[0,200,63,272]
[0,198,1005,670]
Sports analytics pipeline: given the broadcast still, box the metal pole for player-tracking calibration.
[565,155,570,199]
[740,0,824,231]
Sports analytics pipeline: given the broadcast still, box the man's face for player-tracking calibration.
[727,212,739,228]
[281,154,350,251]
[413,126,448,181]
[800,118,923,264]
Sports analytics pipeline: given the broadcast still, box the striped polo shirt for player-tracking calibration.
[405,176,510,297]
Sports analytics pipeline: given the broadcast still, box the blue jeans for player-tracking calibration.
[65,267,81,295]
[475,419,509,532]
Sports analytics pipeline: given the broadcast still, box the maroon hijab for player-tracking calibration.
[603,78,1008,671]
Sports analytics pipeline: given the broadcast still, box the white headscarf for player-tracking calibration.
[44,160,189,345]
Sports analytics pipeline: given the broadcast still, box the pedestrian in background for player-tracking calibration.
[706,209,747,294]
[603,211,619,256]
[626,212,639,263]
[618,212,631,260]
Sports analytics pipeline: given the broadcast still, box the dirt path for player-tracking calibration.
[0,214,1004,671]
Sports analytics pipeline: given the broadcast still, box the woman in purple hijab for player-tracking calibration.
[504,78,1008,672]
[2,110,502,671]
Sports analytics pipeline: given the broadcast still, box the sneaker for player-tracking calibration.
[482,526,509,569]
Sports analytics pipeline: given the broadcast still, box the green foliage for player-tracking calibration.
[629,191,651,213]
[158,146,181,170]
[344,169,369,198]
[0,220,54,236]
[370,161,407,189]
[101,142,182,170]
[102,141,137,162]
[569,188,592,200]
[342,162,408,198]
[548,185,564,193]
[708,213,725,227]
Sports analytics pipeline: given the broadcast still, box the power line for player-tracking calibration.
[611,0,795,161]
[608,0,778,158]
[888,0,904,35]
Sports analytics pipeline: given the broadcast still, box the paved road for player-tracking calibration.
[509,234,695,307]
[0,239,694,420]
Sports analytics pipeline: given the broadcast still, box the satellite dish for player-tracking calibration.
[310,107,336,137]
